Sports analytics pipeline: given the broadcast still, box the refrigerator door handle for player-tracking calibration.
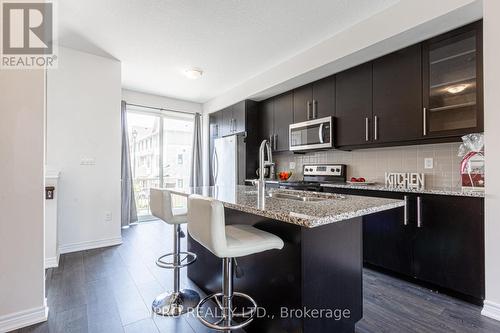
[213,148,219,184]
[211,149,215,184]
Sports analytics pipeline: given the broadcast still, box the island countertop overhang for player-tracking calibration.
[168,185,404,228]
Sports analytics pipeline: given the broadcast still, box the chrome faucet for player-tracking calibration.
[258,139,274,185]
[256,139,273,206]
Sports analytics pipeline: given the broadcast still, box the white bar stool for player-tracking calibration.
[187,194,284,331]
[150,188,200,316]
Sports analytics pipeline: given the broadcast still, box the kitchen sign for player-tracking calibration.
[385,172,425,190]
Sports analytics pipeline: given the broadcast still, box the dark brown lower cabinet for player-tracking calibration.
[363,206,414,277]
[322,187,485,302]
[413,195,484,299]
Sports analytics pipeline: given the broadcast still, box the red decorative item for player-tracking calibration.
[279,171,292,181]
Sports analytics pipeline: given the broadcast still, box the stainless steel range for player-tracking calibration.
[278,164,346,192]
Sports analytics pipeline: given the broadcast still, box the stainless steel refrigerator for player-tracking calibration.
[211,134,246,187]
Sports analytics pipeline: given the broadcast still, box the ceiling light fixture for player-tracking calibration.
[185,68,203,79]
[446,84,468,94]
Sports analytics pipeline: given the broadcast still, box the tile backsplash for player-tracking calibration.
[274,143,463,189]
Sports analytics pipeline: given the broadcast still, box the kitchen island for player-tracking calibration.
[170,185,404,333]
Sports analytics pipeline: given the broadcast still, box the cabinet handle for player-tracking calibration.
[232,118,236,132]
[312,100,317,119]
[365,117,369,141]
[423,107,427,136]
[307,101,312,120]
[374,115,378,141]
[273,134,277,150]
[269,135,273,150]
[417,196,422,228]
[216,124,219,137]
[403,195,409,226]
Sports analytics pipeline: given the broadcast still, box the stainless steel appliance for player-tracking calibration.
[278,164,346,192]
[212,134,246,187]
[289,116,333,151]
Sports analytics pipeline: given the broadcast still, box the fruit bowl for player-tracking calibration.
[347,177,375,185]
[278,171,292,181]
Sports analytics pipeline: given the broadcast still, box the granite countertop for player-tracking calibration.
[246,179,484,198]
[319,183,485,198]
[169,185,404,228]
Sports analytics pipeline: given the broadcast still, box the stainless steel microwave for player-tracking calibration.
[289,116,333,151]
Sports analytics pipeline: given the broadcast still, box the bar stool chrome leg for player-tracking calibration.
[196,258,257,330]
[152,225,200,316]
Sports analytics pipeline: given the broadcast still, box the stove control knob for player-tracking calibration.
[330,168,335,172]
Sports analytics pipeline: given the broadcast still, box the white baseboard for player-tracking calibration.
[59,236,123,254]
[44,252,60,268]
[0,301,48,332]
[482,300,500,322]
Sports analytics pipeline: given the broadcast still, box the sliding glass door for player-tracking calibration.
[127,106,194,221]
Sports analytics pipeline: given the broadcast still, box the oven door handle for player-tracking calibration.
[318,123,324,144]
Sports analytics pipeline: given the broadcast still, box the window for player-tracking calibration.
[127,107,194,220]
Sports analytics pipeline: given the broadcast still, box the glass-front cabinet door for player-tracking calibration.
[423,21,483,138]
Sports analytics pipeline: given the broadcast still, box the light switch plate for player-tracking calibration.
[80,157,96,165]
[289,162,296,170]
[424,158,434,169]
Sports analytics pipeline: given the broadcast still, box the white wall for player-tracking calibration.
[0,70,47,331]
[47,47,122,253]
[482,0,500,321]
[122,89,202,114]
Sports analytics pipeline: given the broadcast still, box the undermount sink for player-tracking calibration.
[267,192,328,202]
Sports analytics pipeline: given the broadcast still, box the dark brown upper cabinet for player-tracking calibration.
[313,76,335,119]
[231,101,246,134]
[335,62,373,147]
[253,21,484,152]
[293,84,312,123]
[259,93,293,152]
[260,98,274,145]
[422,21,483,138]
[293,76,335,123]
[209,110,222,139]
[221,105,233,137]
[220,101,247,136]
[373,44,423,143]
[273,92,294,151]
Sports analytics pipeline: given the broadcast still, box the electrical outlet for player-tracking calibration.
[104,211,112,222]
[289,162,296,170]
[424,158,434,169]
[80,157,96,165]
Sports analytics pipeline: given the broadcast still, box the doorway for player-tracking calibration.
[127,106,194,221]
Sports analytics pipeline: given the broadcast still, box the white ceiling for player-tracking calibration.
[58,0,400,103]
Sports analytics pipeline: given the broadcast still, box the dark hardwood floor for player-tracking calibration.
[10,220,500,333]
